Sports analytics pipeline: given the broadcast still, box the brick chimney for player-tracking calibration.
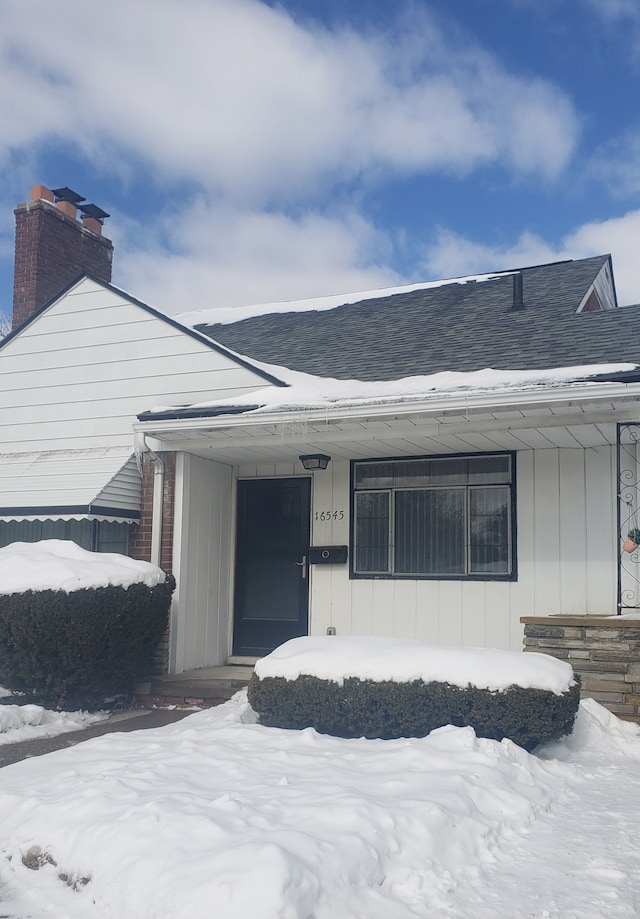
[12,184,114,330]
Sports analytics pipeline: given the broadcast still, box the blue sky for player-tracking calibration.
[1,0,640,322]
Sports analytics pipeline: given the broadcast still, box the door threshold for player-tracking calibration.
[227,655,261,666]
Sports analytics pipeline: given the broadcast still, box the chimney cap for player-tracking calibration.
[52,186,85,205]
[78,202,110,222]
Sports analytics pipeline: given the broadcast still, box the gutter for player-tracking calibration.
[133,380,640,439]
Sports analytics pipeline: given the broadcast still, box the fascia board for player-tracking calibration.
[132,381,640,437]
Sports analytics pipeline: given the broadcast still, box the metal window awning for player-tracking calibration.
[0,448,141,523]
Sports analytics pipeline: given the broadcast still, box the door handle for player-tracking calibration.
[296,555,307,579]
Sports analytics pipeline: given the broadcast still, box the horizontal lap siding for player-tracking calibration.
[0,279,276,453]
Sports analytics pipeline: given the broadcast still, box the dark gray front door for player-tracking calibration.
[233,478,311,656]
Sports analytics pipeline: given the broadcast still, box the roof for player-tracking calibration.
[0,448,141,522]
[195,255,640,381]
[1,272,287,390]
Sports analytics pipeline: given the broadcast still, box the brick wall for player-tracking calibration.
[13,187,113,329]
[130,453,176,674]
[522,615,640,724]
[130,452,176,572]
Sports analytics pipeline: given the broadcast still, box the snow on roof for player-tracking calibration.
[254,636,575,694]
[0,540,167,594]
[146,359,637,417]
[175,271,511,328]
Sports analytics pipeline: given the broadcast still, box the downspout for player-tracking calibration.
[150,451,165,568]
[134,433,165,568]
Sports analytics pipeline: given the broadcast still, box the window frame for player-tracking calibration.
[350,451,517,582]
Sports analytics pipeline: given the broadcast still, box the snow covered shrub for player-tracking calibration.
[248,636,581,751]
[0,540,175,708]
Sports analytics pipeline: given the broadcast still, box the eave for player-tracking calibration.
[132,381,640,465]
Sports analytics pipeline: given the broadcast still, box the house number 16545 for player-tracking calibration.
[315,510,344,521]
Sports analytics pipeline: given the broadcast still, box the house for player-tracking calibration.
[3,185,640,681]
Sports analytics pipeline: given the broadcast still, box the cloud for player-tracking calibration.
[421,210,640,305]
[582,0,640,22]
[113,197,403,313]
[0,0,580,204]
[0,0,587,324]
[589,132,640,197]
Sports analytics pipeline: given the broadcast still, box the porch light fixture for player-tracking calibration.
[299,453,331,471]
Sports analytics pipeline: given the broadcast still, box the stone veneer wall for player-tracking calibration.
[521,616,640,724]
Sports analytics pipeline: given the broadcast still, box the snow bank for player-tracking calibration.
[0,540,167,595]
[0,693,569,919]
[254,636,576,694]
[0,704,106,745]
[0,693,638,918]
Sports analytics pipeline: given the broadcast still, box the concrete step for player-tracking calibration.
[135,665,254,709]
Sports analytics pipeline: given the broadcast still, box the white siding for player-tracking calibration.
[0,447,140,518]
[305,446,617,653]
[196,443,617,664]
[0,278,277,453]
[171,453,233,673]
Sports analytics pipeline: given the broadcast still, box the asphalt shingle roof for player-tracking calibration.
[197,255,640,381]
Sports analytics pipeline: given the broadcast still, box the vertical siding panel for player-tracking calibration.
[310,569,334,636]
[191,464,212,669]
[327,573,355,636]
[309,465,333,638]
[509,449,535,647]
[461,581,486,648]
[484,583,512,650]
[255,464,277,478]
[415,582,441,642]
[437,581,463,645]
[585,445,616,613]
[371,580,395,635]
[532,449,561,615]
[213,463,233,663]
[351,580,375,635]
[170,453,187,673]
[392,580,417,638]
[325,461,351,637]
[559,449,587,614]
[172,454,233,672]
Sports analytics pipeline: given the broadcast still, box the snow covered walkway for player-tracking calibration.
[447,702,640,918]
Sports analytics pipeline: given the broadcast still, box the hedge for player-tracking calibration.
[247,672,581,751]
[0,576,175,709]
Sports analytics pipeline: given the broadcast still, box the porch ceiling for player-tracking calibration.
[134,394,640,465]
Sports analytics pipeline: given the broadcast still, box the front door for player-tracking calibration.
[233,478,311,656]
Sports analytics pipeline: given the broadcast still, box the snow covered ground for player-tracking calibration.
[0,701,106,746]
[0,545,638,917]
[0,693,639,919]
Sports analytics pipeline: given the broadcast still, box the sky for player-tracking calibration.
[1,0,640,322]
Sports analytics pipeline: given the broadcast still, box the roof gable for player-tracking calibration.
[2,274,286,388]
[0,276,286,453]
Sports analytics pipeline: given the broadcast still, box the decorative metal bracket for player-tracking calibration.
[617,422,640,613]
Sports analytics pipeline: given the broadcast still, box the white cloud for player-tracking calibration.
[582,0,640,22]
[0,0,580,203]
[0,0,588,324]
[421,210,640,306]
[589,132,640,197]
[114,197,403,313]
